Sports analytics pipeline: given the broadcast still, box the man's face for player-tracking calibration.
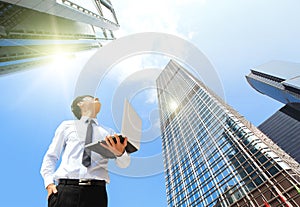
[80,96,101,115]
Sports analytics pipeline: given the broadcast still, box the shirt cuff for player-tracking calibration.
[115,151,130,168]
[44,177,55,189]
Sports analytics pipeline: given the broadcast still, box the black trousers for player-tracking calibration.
[48,184,108,207]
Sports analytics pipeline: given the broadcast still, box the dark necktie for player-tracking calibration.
[82,119,95,167]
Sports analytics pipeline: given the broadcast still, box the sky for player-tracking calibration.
[1,0,300,206]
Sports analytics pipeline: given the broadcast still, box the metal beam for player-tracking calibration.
[1,0,119,30]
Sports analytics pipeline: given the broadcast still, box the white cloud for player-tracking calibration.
[114,0,209,42]
[188,31,195,40]
[107,56,143,82]
[145,89,158,104]
[114,0,180,36]
[105,54,167,84]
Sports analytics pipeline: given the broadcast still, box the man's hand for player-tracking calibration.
[101,134,128,157]
[46,183,58,199]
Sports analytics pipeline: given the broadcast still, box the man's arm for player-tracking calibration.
[40,122,67,193]
[115,150,130,168]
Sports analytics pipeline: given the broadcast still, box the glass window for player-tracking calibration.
[268,165,279,176]
[253,176,263,186]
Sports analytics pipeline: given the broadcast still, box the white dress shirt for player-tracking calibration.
[40,116,130,188]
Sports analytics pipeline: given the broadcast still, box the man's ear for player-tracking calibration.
[77,101,83,107]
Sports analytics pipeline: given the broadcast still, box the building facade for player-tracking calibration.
[0,0,119,75]
[258,104,300,164]
[246,61,300,164]
[157,60,300,207]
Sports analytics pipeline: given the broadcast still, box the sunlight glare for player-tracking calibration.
[169,100,178,111]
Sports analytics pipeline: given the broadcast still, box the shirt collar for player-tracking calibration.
[80,116,98,125]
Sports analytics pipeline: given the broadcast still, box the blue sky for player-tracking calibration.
[1,0,300,206]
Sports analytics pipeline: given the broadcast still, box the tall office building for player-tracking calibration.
[246,61,300,164]
[157,60,300,207]
[0,0,119,75]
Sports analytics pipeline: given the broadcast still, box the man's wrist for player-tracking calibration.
[116,152,124,157]
[116,149,126,157]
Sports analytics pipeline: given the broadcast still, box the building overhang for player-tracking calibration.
[1,0,119,30]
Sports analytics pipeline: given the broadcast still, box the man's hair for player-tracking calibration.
[71,95,93,119]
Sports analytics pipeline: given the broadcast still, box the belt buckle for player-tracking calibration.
[79,179,92,186]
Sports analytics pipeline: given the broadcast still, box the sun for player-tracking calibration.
[169,100,178,111]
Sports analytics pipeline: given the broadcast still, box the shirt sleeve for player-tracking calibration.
[101,125,131,168]
[40,122,67,188]
[115,150,131,168]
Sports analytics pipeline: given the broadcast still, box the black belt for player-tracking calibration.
[59,179,106,186]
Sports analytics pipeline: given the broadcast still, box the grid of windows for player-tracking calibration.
[258,104,300,164]
[157,60,300,207]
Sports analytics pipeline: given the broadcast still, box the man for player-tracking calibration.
[40,95,130,207]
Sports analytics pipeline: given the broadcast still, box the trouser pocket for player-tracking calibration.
[48,192,58,207]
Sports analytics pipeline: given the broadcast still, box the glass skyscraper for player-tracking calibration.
[0,0,119,75]
[156,60,300,207]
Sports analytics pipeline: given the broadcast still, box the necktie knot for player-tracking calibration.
[86,119,95,125]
